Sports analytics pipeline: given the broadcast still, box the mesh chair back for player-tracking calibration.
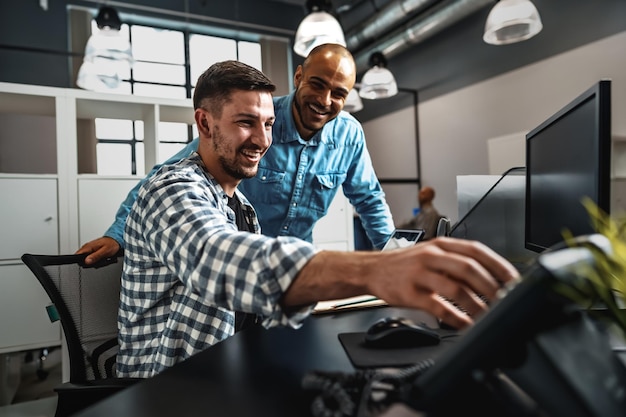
[21,253,123,383]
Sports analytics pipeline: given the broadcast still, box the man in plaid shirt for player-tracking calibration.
[116,60,518,378]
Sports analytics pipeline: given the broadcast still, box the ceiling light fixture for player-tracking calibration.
[483,0,543,45]
[293,0,346,58]
[358,52,398,100]
[76,5,134,92]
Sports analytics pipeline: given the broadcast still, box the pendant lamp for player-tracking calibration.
[483,0,543,45]
[294,0,346,58]
[77,6,134,91]
[358,52,398,100]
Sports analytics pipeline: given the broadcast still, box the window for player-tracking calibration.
[93,23,263,175]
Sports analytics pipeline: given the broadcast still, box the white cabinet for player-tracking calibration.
[0,264,60,354]
[0,177,59,350]
[0,85,64,354]
[0,177,58,261]
[78,178,140,246]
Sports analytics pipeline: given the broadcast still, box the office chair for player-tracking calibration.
[20,253,141,417]
[436,216,451,237]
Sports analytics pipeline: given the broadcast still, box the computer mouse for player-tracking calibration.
[364,316,441,349]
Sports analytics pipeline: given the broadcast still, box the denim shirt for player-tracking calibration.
[239,93,394,248]
[105,92,394,249]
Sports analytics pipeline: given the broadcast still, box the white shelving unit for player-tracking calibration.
[0,83,195,355]
[0,82,354,355]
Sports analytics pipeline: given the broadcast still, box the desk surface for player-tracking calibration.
[74,307,438,417]
[73,304,626,417]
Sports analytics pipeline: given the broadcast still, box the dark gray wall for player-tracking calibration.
[1,0,625,122]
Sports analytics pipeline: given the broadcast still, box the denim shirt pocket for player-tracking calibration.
[243,167,285,204]
[309,173,347,212]
[257,167,285,184]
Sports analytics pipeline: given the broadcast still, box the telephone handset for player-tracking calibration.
[406,233,626,417]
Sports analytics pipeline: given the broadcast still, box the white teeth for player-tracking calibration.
[242,150,261,159]
[309,104,326,115]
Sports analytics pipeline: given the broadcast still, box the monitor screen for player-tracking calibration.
[525,80,612,253]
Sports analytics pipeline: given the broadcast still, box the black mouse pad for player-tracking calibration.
[338,329,461,368]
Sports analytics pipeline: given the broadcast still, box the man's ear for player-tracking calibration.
[194,109,210,135]
[293,65,303,88]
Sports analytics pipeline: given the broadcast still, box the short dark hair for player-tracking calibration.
[192,60,276,115]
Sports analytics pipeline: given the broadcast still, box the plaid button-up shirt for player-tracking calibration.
[116,153,317,378]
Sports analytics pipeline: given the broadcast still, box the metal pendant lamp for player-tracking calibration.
[483,0,543,45]
[294,0,346,58]
[77,6,134,91]
[358,52,398,100]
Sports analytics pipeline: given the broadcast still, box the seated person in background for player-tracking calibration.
[398,186,443,240]
[116,60,519,379]
[77,43,394,266]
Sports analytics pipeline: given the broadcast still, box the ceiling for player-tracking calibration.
[269,0,398,34]
[266,0,626,123]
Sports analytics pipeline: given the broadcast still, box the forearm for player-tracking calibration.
[281,250,379,306]
[282,239,520,329]
[103,202,131,246]
[351,191,395,249]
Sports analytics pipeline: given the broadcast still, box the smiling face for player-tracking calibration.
[292,44,357,140]
[196,89,275,195]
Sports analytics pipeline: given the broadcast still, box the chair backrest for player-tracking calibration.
[436,216,451,237]
[21,253,123,383]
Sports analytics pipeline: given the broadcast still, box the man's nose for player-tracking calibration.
[251,124,271,147]
[317,89,332,107]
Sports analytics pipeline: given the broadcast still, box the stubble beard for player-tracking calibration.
[212,127,259,180]
[294,94,324,133]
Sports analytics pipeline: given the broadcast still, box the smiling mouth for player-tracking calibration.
[241,148,263,162]
[308,104,329,116]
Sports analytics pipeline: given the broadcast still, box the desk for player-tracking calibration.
[74,307,438,417]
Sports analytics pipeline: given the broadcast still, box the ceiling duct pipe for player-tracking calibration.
[354,0,494,73]
[346,0,439,53]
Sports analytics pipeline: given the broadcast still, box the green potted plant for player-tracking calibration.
[557,197,626,340]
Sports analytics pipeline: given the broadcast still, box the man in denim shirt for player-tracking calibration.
[78,43,394,264]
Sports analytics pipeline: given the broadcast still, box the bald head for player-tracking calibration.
[292,43,357,139]
[301,43,357,86]
[304,44,355,68]
[418,187,435,205]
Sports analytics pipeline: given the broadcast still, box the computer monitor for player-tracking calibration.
[525,80,612,253]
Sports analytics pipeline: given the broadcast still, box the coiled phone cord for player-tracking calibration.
[302,358,435,417]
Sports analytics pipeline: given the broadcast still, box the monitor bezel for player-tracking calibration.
[524,80,612,253]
